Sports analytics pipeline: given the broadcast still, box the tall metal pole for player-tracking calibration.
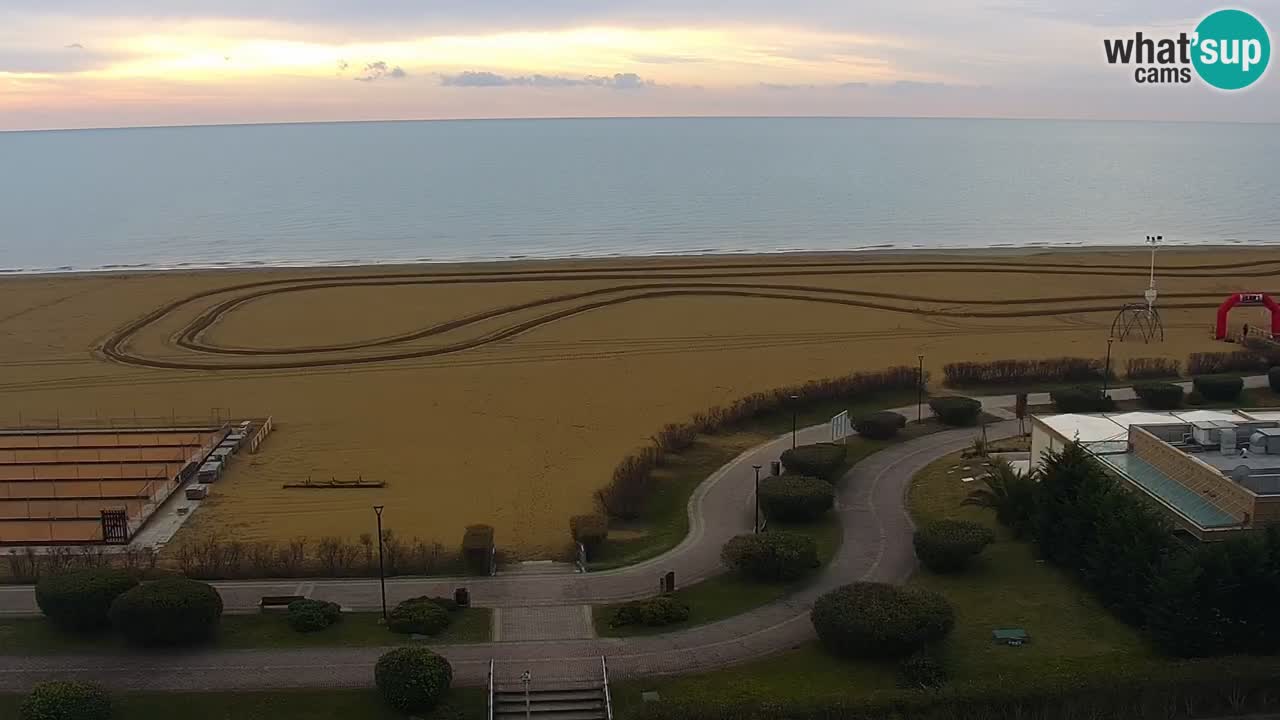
[374,505,387,620]
[789,394,799,449]
[917,354,924,423]
[1103,337,1114,397]
[752,464,762,534]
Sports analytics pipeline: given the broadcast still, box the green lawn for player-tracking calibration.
[593,516,841,637]
[612,446,1159,713]
[0,608,491,654]
[0,688,485,720]
[587,392,916,571]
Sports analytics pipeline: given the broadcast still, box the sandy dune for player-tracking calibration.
[0,249,1274,557]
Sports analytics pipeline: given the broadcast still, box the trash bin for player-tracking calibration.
[454,587,470,608]
[770,460,781,476]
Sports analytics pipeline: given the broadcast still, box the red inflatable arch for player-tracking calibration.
[1215,292,1280,339]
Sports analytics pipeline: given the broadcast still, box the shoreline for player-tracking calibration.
[0,242,1269,280]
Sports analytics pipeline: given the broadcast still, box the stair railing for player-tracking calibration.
[487,659,495,720]
[600,655,614,720]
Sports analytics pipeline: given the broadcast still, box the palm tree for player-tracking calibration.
[962,456,1036,536]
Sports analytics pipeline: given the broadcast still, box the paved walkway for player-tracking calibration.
[0,418,1015,691]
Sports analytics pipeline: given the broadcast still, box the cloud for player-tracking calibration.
[440,70,653,89]
[354,60,407,82]
[64,43,84,49]
[631,53,702,64]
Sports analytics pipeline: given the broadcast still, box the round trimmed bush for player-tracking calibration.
[610,596,690,628]
[899,649,948,689]
[811,582,954,659]
[928,396,981,426]
[1133,382,1184,410]
[1049,386,1115,413]
[109,577,222,647]
[20,681,111,720]
[855,411,906,440]
[1193,375,1244,402]
[34,569,137,632]
[758,475,834,522]
[375,647,453,714]
[1270,366,1280,393]
[780,443,847,480]
[720,532,819,581]
[913,520,994,573]
[388,597,451,636]
[287,599,342,633]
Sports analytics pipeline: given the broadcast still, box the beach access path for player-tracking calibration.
[0,374,1267,690]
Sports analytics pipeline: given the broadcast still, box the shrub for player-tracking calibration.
[374,647,453,714]
[19,681,111,720]
[34,569,137,632]
[1186,389,1205,406]
[1270,366,1280,393]
[898,649,948,689]
[1126,356,1182,380]
[780,443,847,480]
[811,582,954,659]
[913,520,995,573]
[758,476,834,522]
[943,357,1103,386]
[425,596,461,613]
[720,532,819,581]
[388,596,451,636]
[928,396,981,426]
[569,514,608,554]
[109,577,222,647]
[610,596,690,628]
[962,457,1035,537]
[1193,375,1244,402]
[854,411,905,440]
[1187,351,1267,376]
[287,599,342,632]
[461,524,494,575]
[1134,382,1185,410]
[1049,386,1115,413]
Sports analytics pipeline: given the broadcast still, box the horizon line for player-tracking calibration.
[5,113,1279,134]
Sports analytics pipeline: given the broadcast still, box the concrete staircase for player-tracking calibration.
[494,681,608,720]
[489,657,613,720]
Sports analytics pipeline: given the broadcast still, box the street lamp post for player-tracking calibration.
[752,464,762,533]
[373,505,387,621]
[789,394,799,449]
[1103,337,1114,397]
[917,354,925,423]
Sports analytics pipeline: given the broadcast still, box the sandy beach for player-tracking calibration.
[0,247,1275,558]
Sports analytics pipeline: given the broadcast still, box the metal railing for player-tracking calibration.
[600,655,614,720]
[575,542,588,573]
[487,659,495,720]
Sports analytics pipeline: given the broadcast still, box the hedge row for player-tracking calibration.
[779,443,847,480]
[1192,375,1244,402]
[855,411,905,440]
[928,396,981,426]
[811,582,954,659]
[1133,382,1183,410]
[609,596,690,628]
[287,598,342,633]
[1186,350,1267,375]
[1125,356,1181,380]
[387,596,453,636]
[109,577,223,647]
[595,366,921,519]
[943,357,1103,386]
[1049,386,1114,413]
[720,532,819,582]
[912,520,994,573]
[758,476,834,522]
[34,569,137,632]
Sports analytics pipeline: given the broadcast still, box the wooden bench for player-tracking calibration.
[260,595,305,611]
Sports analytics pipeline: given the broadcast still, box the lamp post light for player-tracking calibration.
[917,354,925,423]
[373,505,387,621]
[789,394,800,449]
[752,464,762,533]
[1103,336,1114,398]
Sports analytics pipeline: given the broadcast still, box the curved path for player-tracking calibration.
[0,420,1017,691]
[96,256,1278,369]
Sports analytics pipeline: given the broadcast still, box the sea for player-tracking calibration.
[1,117,1277,273]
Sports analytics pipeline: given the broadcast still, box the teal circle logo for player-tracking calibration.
[1192,9,1271,90]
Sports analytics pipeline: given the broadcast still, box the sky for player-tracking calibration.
[1,0,1278,130]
